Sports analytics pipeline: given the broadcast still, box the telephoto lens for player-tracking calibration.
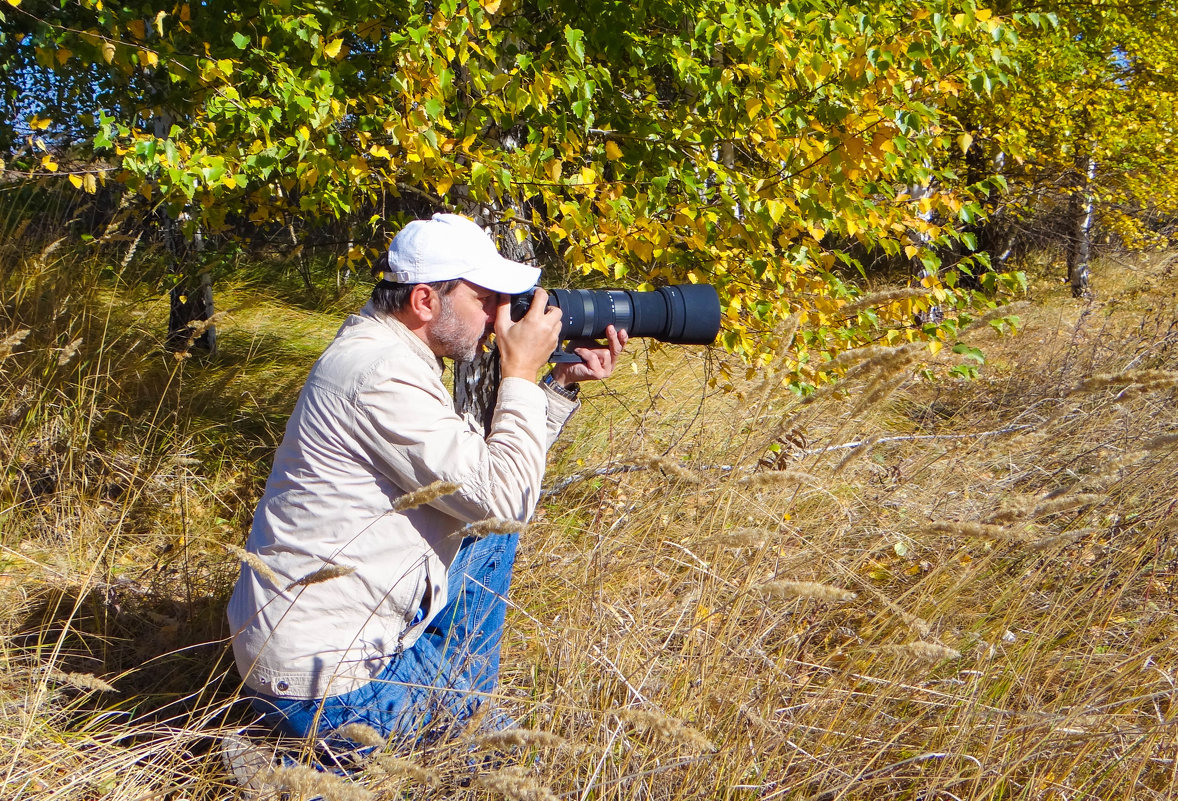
[510,284,722,347]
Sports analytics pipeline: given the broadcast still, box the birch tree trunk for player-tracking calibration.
[908,174,943,324]
[1067,149,1096,299]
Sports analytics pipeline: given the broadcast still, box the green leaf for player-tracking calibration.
[564,26,585,65]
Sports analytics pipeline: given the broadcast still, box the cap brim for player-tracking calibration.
[461,258,541,294]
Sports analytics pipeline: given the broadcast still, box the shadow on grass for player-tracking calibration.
[11,579,258,738]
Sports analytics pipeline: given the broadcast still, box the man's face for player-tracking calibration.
[429,280,498,362]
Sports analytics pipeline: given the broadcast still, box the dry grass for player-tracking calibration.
[2,230,1177,801]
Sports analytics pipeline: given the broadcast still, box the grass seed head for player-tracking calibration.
[393,480,462,511]
[637,453,701,483]
[466,517,523,537]
[477,765,558,801]
[264,764,373,801]
[930,520,1013,540]
[333,723,386,749]
[705,526,770,548]
[983,496,1037,525]
[474,727,568,752]
[370,755,438,785]
[225,544,283,588]
[850,373,911,417]
[50,669,118,693]
[1031,493,1103,518]
[842,342,923,382]
[612,708,715,751]
[739,469,816,489]
[881,641,961,662]
[1025,527,1097,551]
[841,287,930,317]
[287,563,357,590]
[760,580,857,603]
[0,328,31,360]
[833,434,880,474]
[33,236,66,268]
[1070,369,1178,395]
[899,611,932,638]
[56,337,83,366]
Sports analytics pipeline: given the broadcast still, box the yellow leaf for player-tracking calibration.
[55,47,71,65]
[904,245,919,259]
[604,140,622,161]
[29,115,51,130]
[69,174,84,189]
[482,0,502,11]
[976,7,992,21]
[324,38,343,58]
[928,339,943,356]
[3,0,21,7]
[83,173,96,193]
[956,132,973,155]
[153,10,167,36]
[141,49,159,67]
[369,144,392,159]
[101,41,116,64]
[41,154,58,172]
[127,19,146,40]
[548,159,562,182]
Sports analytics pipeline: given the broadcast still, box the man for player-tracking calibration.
[227,213,627,748]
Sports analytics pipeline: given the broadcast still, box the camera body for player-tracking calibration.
[510,284,722,362]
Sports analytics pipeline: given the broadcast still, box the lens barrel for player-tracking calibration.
[510,284,721,345]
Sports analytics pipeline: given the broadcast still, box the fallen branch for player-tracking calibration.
[540,424,1033,497]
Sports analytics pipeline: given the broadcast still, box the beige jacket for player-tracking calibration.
[226,303,577,699]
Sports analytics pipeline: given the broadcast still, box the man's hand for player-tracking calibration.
[550,325,629,386]
[495,289,563,380]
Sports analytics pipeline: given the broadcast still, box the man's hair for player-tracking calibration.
[370,252,461,315]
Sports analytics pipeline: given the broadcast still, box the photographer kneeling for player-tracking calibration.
[227,213,627,751]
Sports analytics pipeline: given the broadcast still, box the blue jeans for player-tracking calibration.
[249,533,519,750]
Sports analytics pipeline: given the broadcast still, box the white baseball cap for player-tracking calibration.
[385,213,541,294]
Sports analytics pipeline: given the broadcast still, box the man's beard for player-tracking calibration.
[430,293,485,362]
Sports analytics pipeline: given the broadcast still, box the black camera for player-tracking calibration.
[510,284,722,362]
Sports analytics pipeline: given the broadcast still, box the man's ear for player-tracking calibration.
[405,284,438,323]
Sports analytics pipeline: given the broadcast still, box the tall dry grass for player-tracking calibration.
[2,224,1177,801]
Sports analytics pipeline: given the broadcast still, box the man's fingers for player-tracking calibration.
[581,349,606,375]
[494,294,515,331]
[528,288,551,319]
[607,325,627,358]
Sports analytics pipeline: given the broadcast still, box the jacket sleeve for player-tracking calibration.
[351,373,553,524]
[541,381,580,447]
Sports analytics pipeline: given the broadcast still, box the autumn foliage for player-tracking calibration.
[3,0,1178,379]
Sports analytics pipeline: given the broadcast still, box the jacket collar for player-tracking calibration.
[357,301,445,377]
